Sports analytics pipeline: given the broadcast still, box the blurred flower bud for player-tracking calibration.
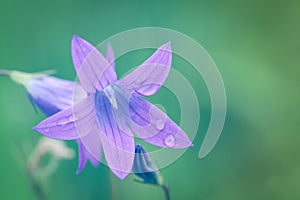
[132,144,163,186]
[9,70,86,115]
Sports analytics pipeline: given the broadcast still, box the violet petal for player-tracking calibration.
[119,42,172,96]
[71,35,117,93]
[76,134,101,174]
[76,139,88,174]
[129,95,192,148]
[94,92,135,179]
[33,95,97,140]
[79,125,102,164]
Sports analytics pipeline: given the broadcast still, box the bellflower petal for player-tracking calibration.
[95,92,135,179]
[72,35,117,93]
[119,42,172,96]
[76,140,88,174]
[129,95,192,148]
[33,95,97,140]
[76,134,101,174]
[79,126,102,162]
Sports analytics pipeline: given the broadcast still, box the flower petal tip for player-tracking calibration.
[76,165,86,175]
[72,35,80,40]
[32,123,46,133]
[93,161,101,167]
[184,140,194,148]
[162,41,171,51]
[106,42,112,49]
[72,35,86,46]
[165,41,171,46]
[117,173,128,180]
[32,125,47,137]
[32,125,38,131]
[112,170,130,180]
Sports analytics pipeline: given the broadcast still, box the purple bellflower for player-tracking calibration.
[33,35,192,179]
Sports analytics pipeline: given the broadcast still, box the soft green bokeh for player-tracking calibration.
[0,0,299,199]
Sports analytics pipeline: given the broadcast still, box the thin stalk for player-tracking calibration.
[161,185,171,200]
[109,172,118,200]
[0,69,11,76]
[26,168,48,200]
[15,142,47,200]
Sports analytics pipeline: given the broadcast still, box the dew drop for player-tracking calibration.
[156,119,165,130]
[57,117,70,125]
[164,135,175,147]
[43,128,50,133]
[69,115,77,122]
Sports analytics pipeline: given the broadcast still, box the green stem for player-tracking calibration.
[26,168,48,200]
[161,185,171,200]
[14,141,47,200]
[0,69,11,76]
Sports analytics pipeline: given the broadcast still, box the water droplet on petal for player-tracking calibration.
[164,135,175,147]
[57,117,71,125]
[69,115,76,122]
[156,119,165,130]
[44,128,50,133]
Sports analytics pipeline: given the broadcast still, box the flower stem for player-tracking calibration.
[16,141,48,200]
[0,69,11,76]
[26,168,48,200]
[161,185,171,200]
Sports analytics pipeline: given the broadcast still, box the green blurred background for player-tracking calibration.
[0,0,299,199]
